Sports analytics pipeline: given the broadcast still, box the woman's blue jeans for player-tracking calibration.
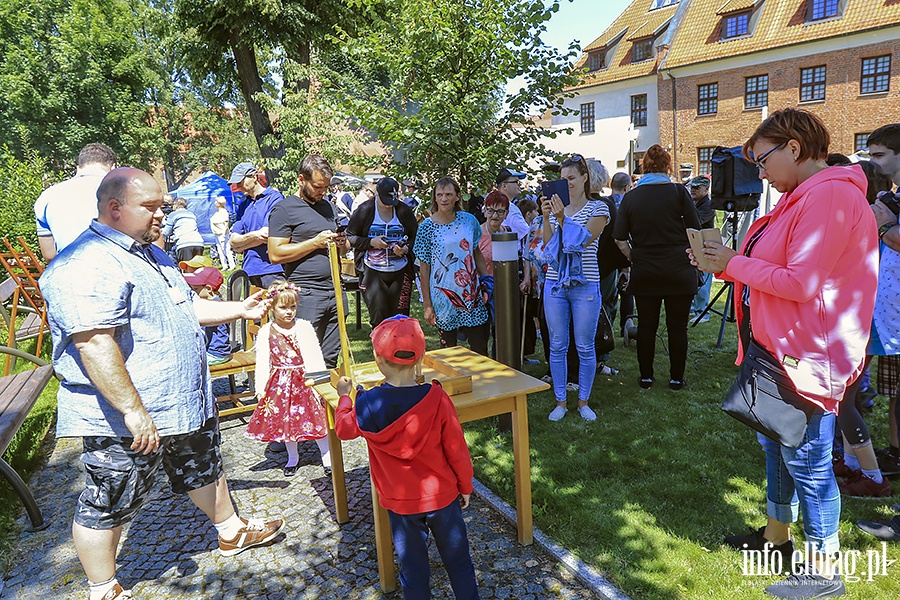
[758,409,841,556]
[543,280,601,401]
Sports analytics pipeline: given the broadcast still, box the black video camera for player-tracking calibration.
[880,191,900,216]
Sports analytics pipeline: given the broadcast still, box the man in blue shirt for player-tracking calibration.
[227,162,285,287]
[40,168,284,600]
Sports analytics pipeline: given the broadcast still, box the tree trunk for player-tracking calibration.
[284,39,311,100]
[229,31,283,161]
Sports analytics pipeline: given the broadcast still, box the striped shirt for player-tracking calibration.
[545,199,609,283]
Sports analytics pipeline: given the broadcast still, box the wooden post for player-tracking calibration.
[328,242,353,376]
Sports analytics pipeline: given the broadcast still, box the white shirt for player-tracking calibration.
[33,164,109,253]
[502,201,530,241]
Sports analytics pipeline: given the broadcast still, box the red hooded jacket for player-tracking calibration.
[334,382,474,514]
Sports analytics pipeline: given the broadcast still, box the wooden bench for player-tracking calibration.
[0,277,46,345]
[0,346,53,532]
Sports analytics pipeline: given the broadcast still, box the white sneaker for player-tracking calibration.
[565,382,579,392]
[578,405,597,421]
[548,406,567,421]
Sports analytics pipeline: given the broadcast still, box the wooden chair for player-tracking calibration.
[0,238,48,375]
[210,284,265,418]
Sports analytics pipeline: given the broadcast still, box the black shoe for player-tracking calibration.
[283,465,298,477]
[725,526,794,569]
[669,379,685,391]
[856,515,900,541]
[323,466,333,478]
[639,377,654,389]
[268,442,287,453]
[764,566,845,598]
[876,447,900,477]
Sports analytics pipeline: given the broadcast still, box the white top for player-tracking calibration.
[502,201,530,241]
[33,164,108,252]
[210,207,230,236]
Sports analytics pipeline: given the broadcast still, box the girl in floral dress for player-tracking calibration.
[246,281,330,476]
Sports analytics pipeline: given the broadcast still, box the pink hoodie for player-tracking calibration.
[723,164,878,413]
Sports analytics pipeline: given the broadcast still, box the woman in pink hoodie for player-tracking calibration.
[691,108,878,599]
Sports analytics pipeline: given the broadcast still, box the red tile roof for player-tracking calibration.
[665,0,900,69]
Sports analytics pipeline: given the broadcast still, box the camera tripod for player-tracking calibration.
[691,204,744,348]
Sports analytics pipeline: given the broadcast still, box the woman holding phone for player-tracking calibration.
[542,155,609,422]
[347,177,418,327]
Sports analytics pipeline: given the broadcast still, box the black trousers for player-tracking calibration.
[361,267,412,328]
[634,294,693,381]
[438,321,490,357]
[296,287,347,369]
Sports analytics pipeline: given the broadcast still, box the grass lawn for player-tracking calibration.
[348,283,900,600]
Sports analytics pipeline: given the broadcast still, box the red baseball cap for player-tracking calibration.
[183,266,224,291]
[371,315,426,365]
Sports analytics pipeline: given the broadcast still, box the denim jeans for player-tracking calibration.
[543,280,601,401]
[388,500,480,600]
[691,271,712,314]
[758,409,841,556]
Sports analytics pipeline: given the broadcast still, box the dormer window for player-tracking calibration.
[587,50,606,72]
[633,39,653,62]
[810,0,839,21]
[723,12,749,39]
[651,0,679,9]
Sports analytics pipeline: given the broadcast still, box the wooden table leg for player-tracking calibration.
[326,405,349,524]
[371,478,397,592]
[511,393,533,545]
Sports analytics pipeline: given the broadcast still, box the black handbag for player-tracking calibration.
[595,307,615,356]
[721,338,816,448]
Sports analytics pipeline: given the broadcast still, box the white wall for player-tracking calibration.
[532,76,660,175]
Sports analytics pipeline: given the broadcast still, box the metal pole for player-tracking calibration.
[492,231,520,432]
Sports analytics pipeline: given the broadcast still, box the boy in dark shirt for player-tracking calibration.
[335,316,479,599]
[183,266,233,365]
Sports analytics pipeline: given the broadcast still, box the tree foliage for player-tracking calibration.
[0,148,54,252]
[334,0,583,190]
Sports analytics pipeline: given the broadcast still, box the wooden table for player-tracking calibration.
[315,346,549,592]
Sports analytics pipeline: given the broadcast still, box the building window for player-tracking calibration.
[633,39,653,62]
[854,133,870,153]
[861,55,891,94]
[800,66,826,102]
[631,94,648,127]
[745,75,768,109]
[633,151,645,175]
[697,147,715,176]
[698,83,718,115]
[723,13,749,39]
[587,50,605,72]
[651,0,678,8]
[580,102,595,133]
[810,0,839,21]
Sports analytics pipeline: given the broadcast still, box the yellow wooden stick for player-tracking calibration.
[328,242,353,377]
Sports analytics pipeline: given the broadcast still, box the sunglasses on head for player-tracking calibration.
[561,154,585,168]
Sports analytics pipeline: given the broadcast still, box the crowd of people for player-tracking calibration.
[27,111,900,599]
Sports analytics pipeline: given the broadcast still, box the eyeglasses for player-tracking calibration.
[501,179,521,186]
[484,207,508,216]
[561,154,585,167]
[753,142,787,171]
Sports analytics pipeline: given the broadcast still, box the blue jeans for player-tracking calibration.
[691,271,712,314]
[543,280,601,401]
[388,500,480,600]
[758,410,841,555]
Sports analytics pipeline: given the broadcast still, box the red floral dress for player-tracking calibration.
[245,327,328,442]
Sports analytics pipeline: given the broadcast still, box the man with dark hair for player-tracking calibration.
[34,142,117,261]
[268,154,350,368]
[40,167,283,600]
[228,161,285,287]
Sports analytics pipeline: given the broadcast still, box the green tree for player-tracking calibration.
[334,0,583,191]
[0,147,54,252]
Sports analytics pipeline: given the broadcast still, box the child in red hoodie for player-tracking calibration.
[335,315,479,600]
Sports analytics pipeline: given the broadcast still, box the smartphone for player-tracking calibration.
[335,224,347,233]
[541,179,570,207]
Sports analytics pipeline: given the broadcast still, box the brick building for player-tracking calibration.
[544,0,900,180]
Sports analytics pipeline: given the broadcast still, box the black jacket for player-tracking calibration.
[347,199,419,274]
[592,194,631,279]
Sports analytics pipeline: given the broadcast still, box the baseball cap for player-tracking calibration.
[183,266,224,291]
[689,175,711,188]
[495,167,527,185]
[179,255,214,271]
[371,315,426,365]
[228,162,258,184]
[376,177,401,206]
